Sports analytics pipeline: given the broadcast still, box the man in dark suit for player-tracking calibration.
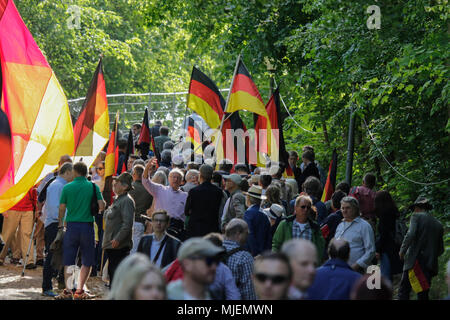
[398,196,444,300]
[137,210,181,269]
[185,164,224,238]
[243,185,271,257]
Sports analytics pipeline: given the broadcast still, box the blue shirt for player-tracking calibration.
[43,176,68,228]
[209,262,241,300]
[307,259,362,300]
[335,217,376,269]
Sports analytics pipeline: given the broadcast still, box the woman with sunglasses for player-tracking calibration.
[272,195,325,264]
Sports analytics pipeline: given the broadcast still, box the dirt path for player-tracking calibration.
[0,262,108,300]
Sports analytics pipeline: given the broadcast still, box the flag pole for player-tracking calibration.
[214,54,241,158]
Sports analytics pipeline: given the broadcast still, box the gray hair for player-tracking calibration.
[152,170,168,186]
[59,162,73,175]
[341,196,360,214]
[107,253,166,300]
[185,169,200,181]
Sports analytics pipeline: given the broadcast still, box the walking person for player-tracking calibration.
[41,162,73,297]
[185,164,224,238]
[137,210,181,269]
[128,165,152,254]
[398,196,444,300]
[56,162,105,300]
[374,190,403,283]
[0,187,38,269]
[143,157,188,240]
[103,172,135,285]
[334,197,376,273]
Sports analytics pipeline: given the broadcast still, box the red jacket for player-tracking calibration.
[10,188,37,212]
[164,259,184,282]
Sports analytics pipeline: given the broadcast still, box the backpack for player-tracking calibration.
[349,186,376,217]
[221,246,247,264]
[37,176,57,204]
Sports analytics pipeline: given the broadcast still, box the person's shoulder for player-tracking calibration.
[166,233,182,244]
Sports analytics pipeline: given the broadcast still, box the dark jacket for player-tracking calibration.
[185,181,224,238]
[128,180,153,224]
[244,204,272,257]
[307,259,362,300]
[376,209,403,274]
[320,210,343,260]
[400,211,444,276]
[298,162,320,192]
[137,233,181,269]
[102,193,135,250]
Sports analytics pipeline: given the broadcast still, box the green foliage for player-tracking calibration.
[16,0,449,298]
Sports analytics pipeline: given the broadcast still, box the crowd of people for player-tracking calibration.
[0,121,447,301]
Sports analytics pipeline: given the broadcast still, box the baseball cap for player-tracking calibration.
[112,172,134,190]
[177,237,225,261]
[222,173,242,185]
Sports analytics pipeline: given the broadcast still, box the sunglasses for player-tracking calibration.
[255,273,288,284]
[300,205,311,209]
[97,167,104,170]
[191,256,220,267]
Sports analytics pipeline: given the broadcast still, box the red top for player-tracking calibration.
[164,259,184,283]
[10,188,37,211]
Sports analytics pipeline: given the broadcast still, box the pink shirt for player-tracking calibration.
[142,178,188,222]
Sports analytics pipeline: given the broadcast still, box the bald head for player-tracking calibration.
[59,154,72,167]
[282,239,317,259]
[281,239,317,292]
[328,238,350,262]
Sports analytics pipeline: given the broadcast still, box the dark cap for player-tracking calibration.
[113,172,134,190]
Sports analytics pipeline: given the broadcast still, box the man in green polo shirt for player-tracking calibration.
[57,162,105,300]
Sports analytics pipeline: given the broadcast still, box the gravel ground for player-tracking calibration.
[0,259,108,300]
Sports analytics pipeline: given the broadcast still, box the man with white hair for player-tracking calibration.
[143,157,188,240]
[282,239,318,299]
[335,196,375,273]
[181,169,199,193]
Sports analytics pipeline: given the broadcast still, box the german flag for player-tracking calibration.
[187,67,224,129]
[186,66,248,165]
[227,57,268,119]
[408,260,430,293]
[72,58,109,169]
[103,111,119,206]
[0,0,74,211]
[137,108,150,160]
[184,114,205,155]
[121,128,134,173]
[0,108,11,181]
[256,88,292,174]
[321,150,338,202]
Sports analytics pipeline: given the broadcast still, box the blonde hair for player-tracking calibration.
[295,194,313,208]
[107,253,166,300]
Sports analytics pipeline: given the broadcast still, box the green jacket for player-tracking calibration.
[272,215,325,263]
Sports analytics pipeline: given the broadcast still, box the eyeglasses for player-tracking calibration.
[254,273,288,284]
[152,218,167,224]
[300,205,311,210]
[190,256,220,267]
[97,167,104,171]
